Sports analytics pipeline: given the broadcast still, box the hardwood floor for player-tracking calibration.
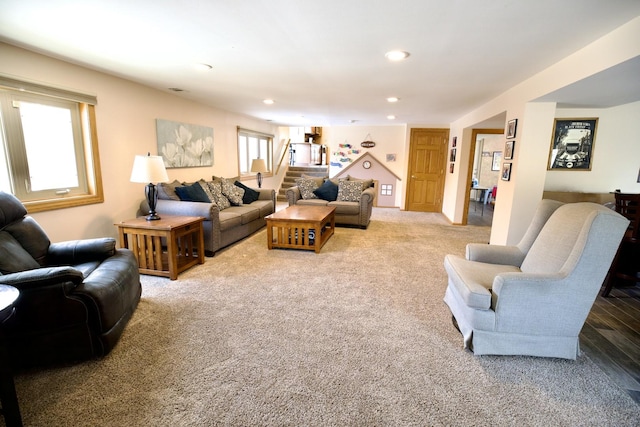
[581,285,640,405]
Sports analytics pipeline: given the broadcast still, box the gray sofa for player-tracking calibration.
[443,200,628,359]
[286,185,375,228]
[141,187,275,256]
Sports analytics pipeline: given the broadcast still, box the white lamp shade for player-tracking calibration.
[250,158,268,173]
[130,154,169,183]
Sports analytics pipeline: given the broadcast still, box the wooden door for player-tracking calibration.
[406,128,449,212]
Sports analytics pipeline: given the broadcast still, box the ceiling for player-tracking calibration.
[1,0,639,127]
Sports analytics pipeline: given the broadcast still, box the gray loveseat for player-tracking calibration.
[141,179,275,256]
[286,176,374,229]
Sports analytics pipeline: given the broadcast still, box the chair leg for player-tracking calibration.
[601,245,621,297]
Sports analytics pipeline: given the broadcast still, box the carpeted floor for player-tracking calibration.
[10,208,640,426]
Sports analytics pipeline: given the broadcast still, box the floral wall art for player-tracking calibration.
[156,119,213,168]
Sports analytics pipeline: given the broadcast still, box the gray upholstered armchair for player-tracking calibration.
[443,200,628,359]
[0,192,141,367]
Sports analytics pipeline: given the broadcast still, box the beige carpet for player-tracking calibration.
[10,208,640,426]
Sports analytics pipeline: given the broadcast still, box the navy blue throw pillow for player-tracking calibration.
[234,181,260,204]
[313,179,338,201]
[175,182,211,202]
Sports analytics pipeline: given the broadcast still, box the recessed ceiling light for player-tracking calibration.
[387,97,399,103]
[263,99,275,105]
[385,50,410,61]
[195,63,213,71]
[387,115,396,120]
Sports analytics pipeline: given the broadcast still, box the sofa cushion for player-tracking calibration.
[0,231,41,274]
[295,177,319,200]
[223,206,260,225]
[207,180,231,210]
[175,182,211,202]
[157,180,183,200]
[218,211,243,231]
[297,199,329,207]
[234,181,260,204]
[313,179,338,201]
[327,201,360,215]
[337,180,365,202]
[347,175,374,189]
[220,178,244,206]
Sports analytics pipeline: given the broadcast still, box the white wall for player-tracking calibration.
[323,125,407,207]
[0,42,279,243]
[445,16,640,244]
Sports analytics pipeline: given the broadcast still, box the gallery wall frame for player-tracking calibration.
[501,163,512,181]
[504,140,515,160]
[547,118,598,171]
[156,119,213,168]
[506,119,517,139]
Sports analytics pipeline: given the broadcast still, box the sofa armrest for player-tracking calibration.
[146,199,219,221]
[466,243,526,267]
[256,188,276,211]
[360,187,375,207]
[48,238,116,265]
[286,186,302,206]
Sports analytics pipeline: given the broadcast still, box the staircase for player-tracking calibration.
[277,165,328,202]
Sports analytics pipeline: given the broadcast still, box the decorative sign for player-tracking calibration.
[361,141,376,148]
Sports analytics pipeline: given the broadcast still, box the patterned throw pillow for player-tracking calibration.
[337,179,365,202]
[220,177,244,205]
[295,177,319,200]
[206,180,231,210]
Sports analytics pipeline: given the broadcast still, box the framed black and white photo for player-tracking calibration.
[501,163,512,181]
[504,140,515,160]
[547,118,598,170]
[506,119,517,139]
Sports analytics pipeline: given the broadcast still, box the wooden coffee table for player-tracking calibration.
[265,205,336,253]
[115,215,204,280]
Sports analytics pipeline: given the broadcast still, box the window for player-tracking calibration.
[0,76,103,212]
[237,127,273,179]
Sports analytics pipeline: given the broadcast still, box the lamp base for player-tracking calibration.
[146,212,161,221]
[257,172,263,188]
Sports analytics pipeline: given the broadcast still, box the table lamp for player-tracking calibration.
[130,153,169,220]
[251,158,268,188]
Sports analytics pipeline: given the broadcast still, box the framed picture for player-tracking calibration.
[450,163,455,173]
[450,148,457,162]
[452,136,457,148]
[156,119,213,168]
[504,140,515,160]
[547,118,598,170]
[501,163,512,181]
[491,151,502,171]
[506,119,517,139]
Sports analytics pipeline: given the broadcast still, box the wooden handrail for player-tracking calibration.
[275,138,291,175]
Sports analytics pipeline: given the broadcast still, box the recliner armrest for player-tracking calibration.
[48,238,116,265]
[0,266,83,291]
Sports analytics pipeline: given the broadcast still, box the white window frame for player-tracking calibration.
[237,127,273,179]
[0,76,103,213]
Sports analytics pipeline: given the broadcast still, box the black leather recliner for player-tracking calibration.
[0,192,141,367]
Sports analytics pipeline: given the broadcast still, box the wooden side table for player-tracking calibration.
[115,215,204,280]
[0,285,22,427]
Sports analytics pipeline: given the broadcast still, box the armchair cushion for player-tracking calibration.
[0,231,40,274]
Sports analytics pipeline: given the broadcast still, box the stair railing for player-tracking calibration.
[275,138,291,176]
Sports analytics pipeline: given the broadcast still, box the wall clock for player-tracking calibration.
[363,160,371,169]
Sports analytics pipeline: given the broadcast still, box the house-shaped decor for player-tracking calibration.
[334,152,402,207]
